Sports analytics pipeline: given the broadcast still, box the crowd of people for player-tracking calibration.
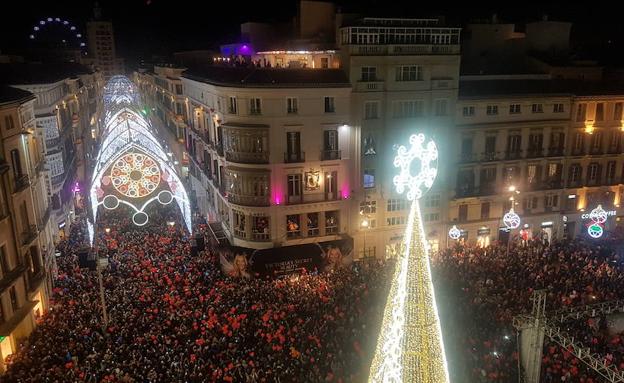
[3,204,392,382]
[433,236,624,382]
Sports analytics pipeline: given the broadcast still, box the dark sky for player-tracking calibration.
[1,0,622,66]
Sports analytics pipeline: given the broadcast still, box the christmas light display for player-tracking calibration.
[587,204,607,238]
[89,76,192,232]
[503,208,521,229]
[369,134,449,383]
[448,225,461,240]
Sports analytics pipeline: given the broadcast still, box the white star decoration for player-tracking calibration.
[393,133,438,201]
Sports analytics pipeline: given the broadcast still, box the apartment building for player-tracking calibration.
[142,66,354,250]
[0,63,103,240]
[0,86,52,372]
[337,17,462,257]
[86,20,124,79]
[451,78,624,245]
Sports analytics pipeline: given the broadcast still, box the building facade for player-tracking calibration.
[138,66,354,250]
[450,79,624,246]
[0,86,52,372]
[86,21,124,79]
[338,17,462,258]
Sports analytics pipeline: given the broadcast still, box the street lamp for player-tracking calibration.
[105,227,111,234]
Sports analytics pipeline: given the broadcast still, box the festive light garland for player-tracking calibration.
[369,134,449,383]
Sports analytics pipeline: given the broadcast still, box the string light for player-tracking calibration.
[587,204,607,238]
[503,208,521,229]
[369,134,449,383]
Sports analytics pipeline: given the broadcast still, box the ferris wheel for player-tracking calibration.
[28,17,86,51]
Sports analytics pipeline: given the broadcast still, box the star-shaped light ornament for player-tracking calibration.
[393,133,438,200]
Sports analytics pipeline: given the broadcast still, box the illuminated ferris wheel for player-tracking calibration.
[28,17,86,52]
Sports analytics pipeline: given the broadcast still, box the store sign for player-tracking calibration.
[477,228,490,235]
[582,210,616,220]
[541,221,554,227]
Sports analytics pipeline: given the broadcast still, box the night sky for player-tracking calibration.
[1,0,622,67]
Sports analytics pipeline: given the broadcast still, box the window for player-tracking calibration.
[576,103,587,122]
[606,161,616,180]
[363,169,375,188]
[0,245,9,277]
[363,134,376,155]
[228,96,237,114]
[364,101,379,119]
[393,100,424,118]
[4,115,15,130]
[548,163,561,178]
[591,131,603,153]
[527,165,541,185]
[287,174,302,196]
[249,98,262,114]
[481,202,490,219]
[507,133,522,153]
[545,195,559,208]
[423,213,440,222]
[323,130,338,151]
[287,98,298,114]
[387,199,409,212]
[387,216,407,226]
[458,204,468,222]
[588,163,600,182]
[485,136,496,155]
[10,149,23,179]
[523,197,538,210]
[531,103,543,113]
[461,137,473,160]
[569,164,582,182]
[595,103,605,121]
[233,210,246,238]
[434,99,448,116]
[361,66,377,81]
[509,104,521,114]
[324,97,335,113]
[307,213,319,236]
[360,200,377,214]
[395,65,423,81]
[486,105,498,115]
[462,106,475,117]
[573,133,584,153]
[424,194,440,208]
[175,84,183,95]
[553,103,564,113]
[615,102,623,121]
[286,131,301,156]
[175,103,183,115]
[320,58,329,68]
[286,214,301,238]
[10,286,19,311]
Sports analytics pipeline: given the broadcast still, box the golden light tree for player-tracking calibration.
[369,133,450,383]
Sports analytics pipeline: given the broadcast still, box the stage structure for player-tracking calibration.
[88,76,191,242]
[369,133,450,383]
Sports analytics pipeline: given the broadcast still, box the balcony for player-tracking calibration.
[459,152,477,163]
[525,148,544,159]
[227,193,270,207]
[607,146,621,155]
[346,44,460,56]
[45,136,61,149]
[504,150,523,160]
[27,270,46,293]
[21,224,38,246]
[605,177,621,186]
[543,179,564,190]
[0,263,28,294]
[38,206,51,230]
[225,151,269,164]
[355,81,385,92]
[567,179,583,188]
[589,148,604,156]
[14,174,30,193]
[321,149,341,161]
[481,151,499,162]
[35,157,46,174]
[216,143,224,157]
[571,149,585,156]
[547,147,565,157]
[284,152,305,163]
[586,178,602,187]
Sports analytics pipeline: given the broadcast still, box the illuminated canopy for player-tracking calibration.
[89,76,191,236]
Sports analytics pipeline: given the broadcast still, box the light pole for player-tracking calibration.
[504,185,521,256]
[361,216,369,258]
[96,249,109,333]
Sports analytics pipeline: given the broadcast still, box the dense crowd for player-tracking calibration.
[433,237,624,383]
[3,205,392,382]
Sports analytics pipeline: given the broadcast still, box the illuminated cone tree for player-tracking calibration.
[369,134,449,383]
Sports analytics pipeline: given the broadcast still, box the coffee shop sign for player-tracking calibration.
[581,210,617,220]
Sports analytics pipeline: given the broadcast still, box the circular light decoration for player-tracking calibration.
[448,225,461,240]
[503,208,521,229]
[588,223,604,239]
[102,195,120,210]
[392,133,438,201]
[132,211,149,226]
[110,153,161,198]
[589,204,608,224]
[157,190,174,205]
